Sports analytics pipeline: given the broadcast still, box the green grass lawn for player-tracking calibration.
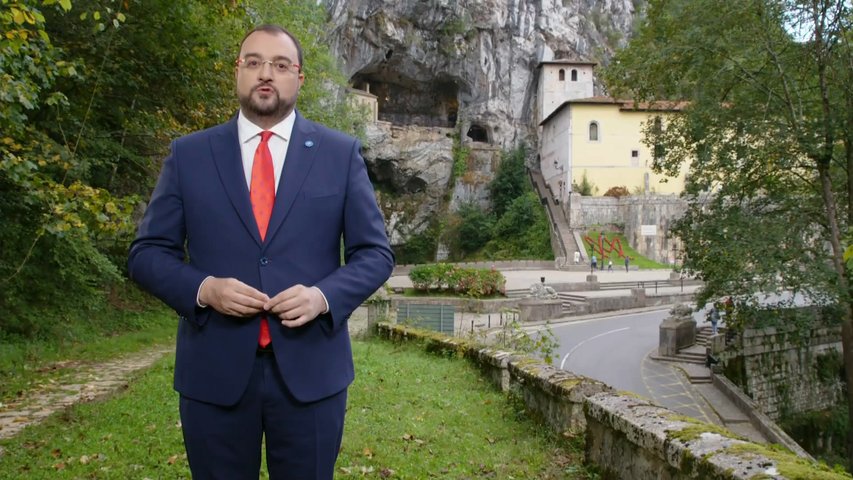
[0,306,176,404]
[0,338,595,479]
[582,229,672,270]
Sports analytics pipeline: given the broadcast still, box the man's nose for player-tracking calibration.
[258,62,274,80]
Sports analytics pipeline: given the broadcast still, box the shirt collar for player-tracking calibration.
[237,109,296,144]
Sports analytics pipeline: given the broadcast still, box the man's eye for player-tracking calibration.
[274,62,289,71]
[246,59,262,68]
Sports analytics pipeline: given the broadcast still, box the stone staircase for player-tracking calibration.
[505,289,587,315]
[528,169,580,266]
[658,325,723,384]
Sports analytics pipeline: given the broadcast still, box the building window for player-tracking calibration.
[589,121,599,141]
[571,69,578,81]
[631,150,639,167]
[559,69,565,81]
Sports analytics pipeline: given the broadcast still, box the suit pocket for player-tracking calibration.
[302,188,340,199]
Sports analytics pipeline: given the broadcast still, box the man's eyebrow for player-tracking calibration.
[240,52,295,62]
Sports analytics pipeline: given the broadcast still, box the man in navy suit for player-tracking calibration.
[128,24,394,479]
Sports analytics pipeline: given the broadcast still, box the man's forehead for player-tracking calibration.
[240,31,295,55]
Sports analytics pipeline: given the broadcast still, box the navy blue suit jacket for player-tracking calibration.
[128,112,394,406]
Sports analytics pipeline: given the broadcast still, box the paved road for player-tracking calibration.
[549,308,718,423]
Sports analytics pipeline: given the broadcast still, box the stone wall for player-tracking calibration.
[377,324,840,479]
[720,322,843,420]
[567,193,686,263]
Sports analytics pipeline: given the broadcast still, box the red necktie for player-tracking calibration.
[250,131,275,348]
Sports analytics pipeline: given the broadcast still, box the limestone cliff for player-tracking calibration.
[322,0,639,248]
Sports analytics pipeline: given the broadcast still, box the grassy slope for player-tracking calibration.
[582,229,672,269]
[0,338,595,479]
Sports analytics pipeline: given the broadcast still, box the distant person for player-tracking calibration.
[607,259,613,272]
[708,303,720,334]
[624,256,630,272]
[591,254,597,273]
[574,250,580,264]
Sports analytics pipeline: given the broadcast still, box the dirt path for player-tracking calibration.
[0,345,174,441]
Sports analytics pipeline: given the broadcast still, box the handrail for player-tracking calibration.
[527,168,568,263]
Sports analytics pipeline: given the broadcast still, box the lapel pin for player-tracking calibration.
[304,140,314,148]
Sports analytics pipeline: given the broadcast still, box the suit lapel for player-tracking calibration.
[209,117,263,246]
[265,111,319,244]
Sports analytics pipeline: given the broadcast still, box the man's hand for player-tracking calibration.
[265,285,326,328]
[199,277,269,317]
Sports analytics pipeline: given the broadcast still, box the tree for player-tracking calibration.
[604,0,853,465]
[0,0,364,338]
[489,142,529,217]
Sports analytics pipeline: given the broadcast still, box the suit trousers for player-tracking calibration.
[179,353,347,479]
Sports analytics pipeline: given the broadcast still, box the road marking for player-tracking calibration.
[560,327,630,369]
[548,308,672,330]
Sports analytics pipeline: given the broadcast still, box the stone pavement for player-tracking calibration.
[388,267,769,444]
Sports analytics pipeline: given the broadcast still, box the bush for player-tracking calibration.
[604,186,630,198]
[408,264,506,298]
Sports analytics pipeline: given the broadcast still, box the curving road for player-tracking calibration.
[547,308,718,423]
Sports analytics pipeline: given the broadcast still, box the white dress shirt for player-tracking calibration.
[196,110,329,314]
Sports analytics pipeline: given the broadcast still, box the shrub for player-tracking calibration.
[604,186,630,198]
[407,264,506,298]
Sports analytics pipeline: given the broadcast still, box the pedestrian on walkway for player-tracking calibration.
[607,259,613,272]
[624,256,630,273]
[590,254,597,273]
[708,303,720,335]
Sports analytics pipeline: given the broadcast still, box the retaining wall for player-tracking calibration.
[376,324,842,479]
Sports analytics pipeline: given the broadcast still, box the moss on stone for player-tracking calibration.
[727,443,851,480]
[664,414,746,443]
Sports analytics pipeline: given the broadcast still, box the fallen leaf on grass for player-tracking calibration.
[362,447,374,458]
[50,448,62,458]
[53,462,66,470]
[380,467,395,477]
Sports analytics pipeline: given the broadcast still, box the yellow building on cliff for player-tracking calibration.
[537,60,687,204]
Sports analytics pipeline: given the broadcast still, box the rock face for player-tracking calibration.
[324,0,639,248]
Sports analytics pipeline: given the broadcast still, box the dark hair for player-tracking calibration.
[239,24,304,69]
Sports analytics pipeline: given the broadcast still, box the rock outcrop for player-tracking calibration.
[324,0,639,247]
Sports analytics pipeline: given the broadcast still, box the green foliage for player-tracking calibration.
[603,0,852,312]
[408,263,506,298]
[394,220,440,265]
[0,1,362,340]
[451,132,469,180]
[572,171,597,196]
[779,403,849,470]
[0,339,592,478]
[493,318,561,365]
[445,201,494,257]
[489,142,529,218]
[480,191,553,259]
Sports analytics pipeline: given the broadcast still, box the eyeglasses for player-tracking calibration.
[236,57,301,75]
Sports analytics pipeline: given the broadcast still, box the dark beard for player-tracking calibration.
[238,87,290,120]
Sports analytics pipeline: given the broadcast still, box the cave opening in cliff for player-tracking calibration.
[350,73,459,128]
[467,124,489,143]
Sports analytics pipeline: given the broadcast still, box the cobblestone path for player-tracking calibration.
[0,345,174,441]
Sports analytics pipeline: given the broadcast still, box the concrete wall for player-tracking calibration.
[720,321,843,420]
[567,193,687,263]
[377,324,842,479]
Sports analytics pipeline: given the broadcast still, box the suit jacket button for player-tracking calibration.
[260,257,270,266]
